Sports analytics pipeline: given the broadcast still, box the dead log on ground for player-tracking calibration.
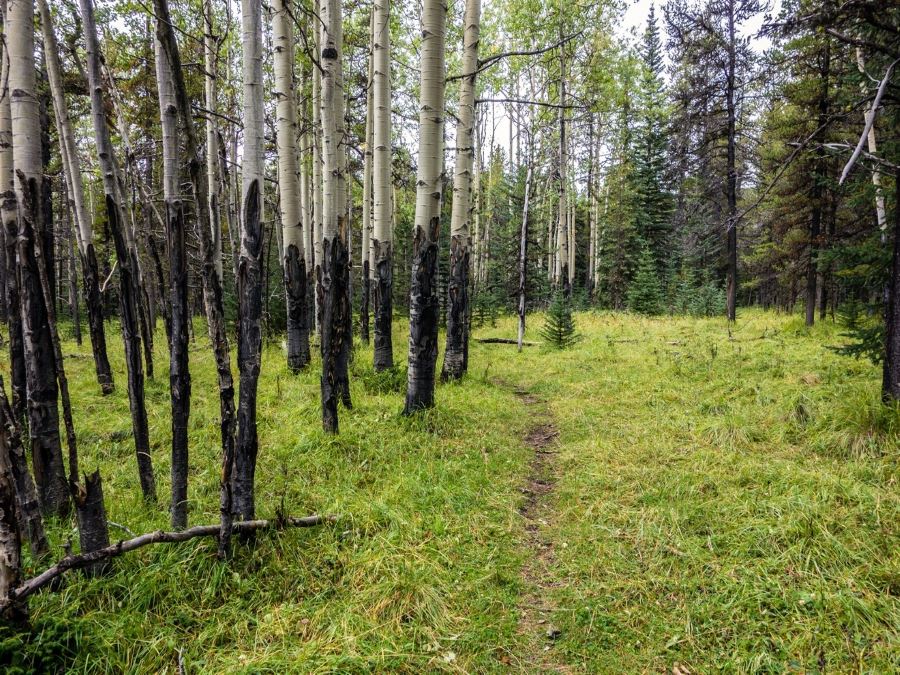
[476,337,538,345]
[1,513,334,615]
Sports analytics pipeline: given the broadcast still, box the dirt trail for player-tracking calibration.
[507,384,573,673]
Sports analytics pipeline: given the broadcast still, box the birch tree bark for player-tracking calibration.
[154,23,191,528]
[441,0,479,381]
[38,0,113,395]
[404,0,447,413]
[80,0,156,502]
[273,0,310,372]
[371,0,394,371]
[9,0,69,516]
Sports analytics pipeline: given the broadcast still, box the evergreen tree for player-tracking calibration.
[540,292,580,349]
[627,246,665,315]
[632,3,671,271]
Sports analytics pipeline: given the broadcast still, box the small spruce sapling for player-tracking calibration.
[540,292,581,349]
[627,247,664,315]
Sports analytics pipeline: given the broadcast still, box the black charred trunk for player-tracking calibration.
[82,245,114,394]
[284,243,310,373]
[73,470,111,576]
[17,198,68,518]
[316,261,324,342]
[68,247,81,346]
[105,196,156,503]
[372,239,393,371]
[148,234,172,344]
[441,236,469,381]
[167,201,191,529]
[404,222,440,414]
[338,242,352,410]
[883,169,900,403]
[150,0,237,555]
[0,229,6,323]
[0,424,24,624]
[320,235,351,432]
[307,263,316,335]
[233,180,263,522]
[360,259,370,344]
[0,381,48,558]
[3,214,26,424]
[137,253,154,380]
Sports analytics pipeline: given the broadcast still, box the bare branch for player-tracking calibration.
[448,32,583,83]
[476,98,581,110]
[839,56,898,185]
[3,514,335,611]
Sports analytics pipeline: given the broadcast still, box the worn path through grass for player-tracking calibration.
[479,310,899,672]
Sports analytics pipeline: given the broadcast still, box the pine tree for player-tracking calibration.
[627,246,664,315]
[540,292,580,349]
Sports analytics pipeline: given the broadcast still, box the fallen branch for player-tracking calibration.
[4,514,334,609]
[476,337,538,346]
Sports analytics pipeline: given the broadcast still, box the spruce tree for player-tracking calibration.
[627,246,664,315]
[540,292,580,349]
[632,3,671,271]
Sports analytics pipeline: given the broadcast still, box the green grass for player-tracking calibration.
[1,309,898,672]
[482,310,899,672]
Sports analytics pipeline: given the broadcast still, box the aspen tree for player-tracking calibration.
[152,0,238,555]
[371,0,394,371]
[319,0,352,432]
[441,0,480,381]
[0,2,26,424]
[9,0,69,515]
[273,0,310,372]
[555,35,570,297]
[312,63,324,336]
[153,21,190,528]
[203,0,224,285]
[79,0,156,502]
[234,0,265,518]
[360,10,374,344]
[404,0,447,413]
[38,0,113,395]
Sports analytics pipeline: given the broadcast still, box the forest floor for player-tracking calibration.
[1,309,898,672]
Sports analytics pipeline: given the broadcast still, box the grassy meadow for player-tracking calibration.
[1,309,897,672]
